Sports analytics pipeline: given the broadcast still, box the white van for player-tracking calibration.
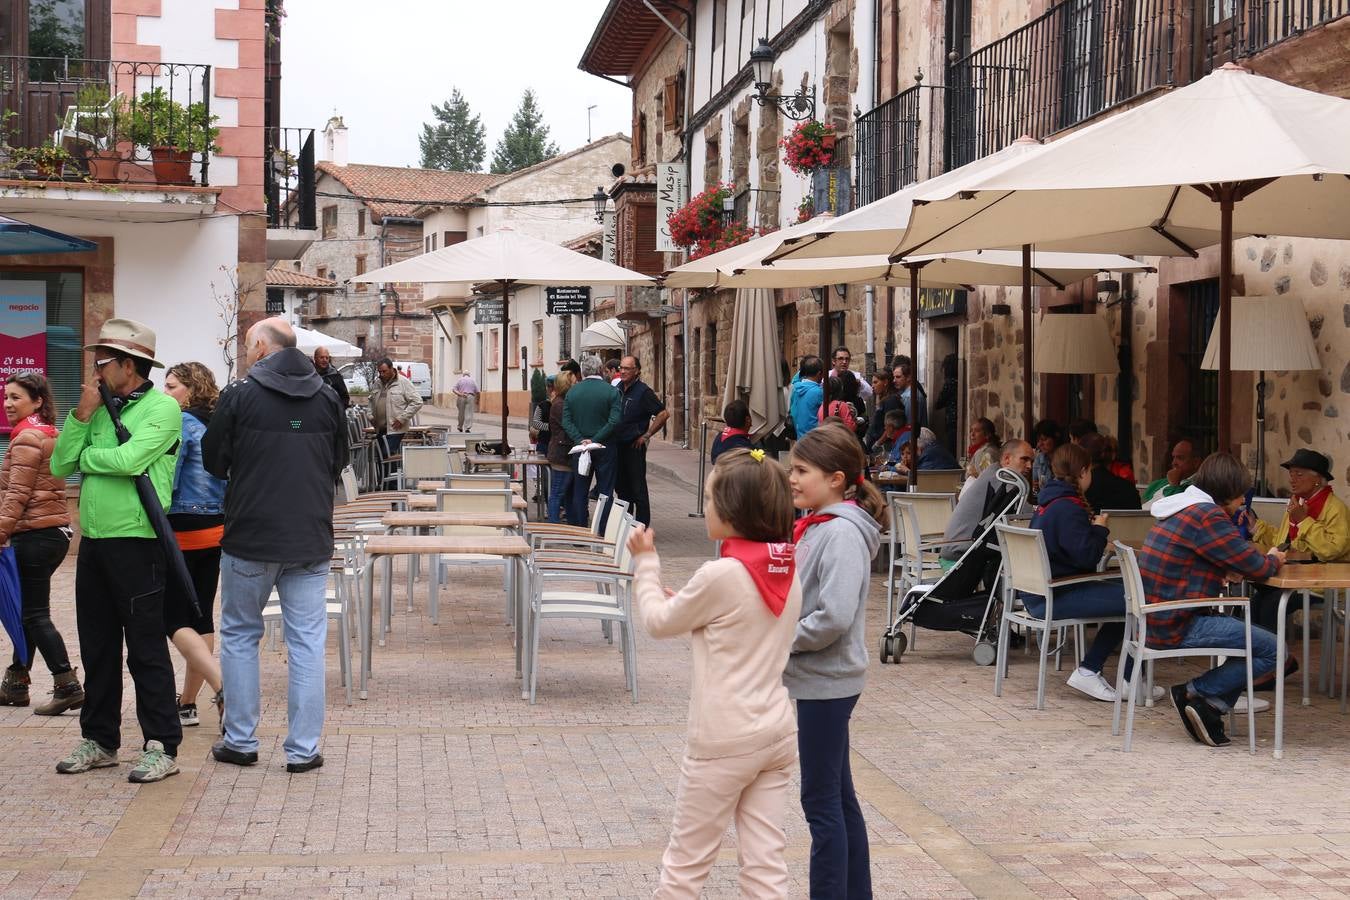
[395,361,432,401]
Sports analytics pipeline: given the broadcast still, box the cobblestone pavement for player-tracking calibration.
[2,409,1350,897]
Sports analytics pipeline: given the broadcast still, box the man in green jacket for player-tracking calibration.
[49,319,183,784]
[1142,439,1201,507]
[562,355,619,526]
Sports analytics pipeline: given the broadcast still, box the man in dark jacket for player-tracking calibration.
[311,347,350,408]
[562,355,620,526]
[203,317,346,774]
[612,355,668,526]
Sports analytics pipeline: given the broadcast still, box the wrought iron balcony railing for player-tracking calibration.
[945,0,1177,170]
[1202,0,1349,72]
[0,56,213,185]
[265,126,316,229]
[855,85,921,204]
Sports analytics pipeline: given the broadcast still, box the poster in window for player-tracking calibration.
[0,281,47,436]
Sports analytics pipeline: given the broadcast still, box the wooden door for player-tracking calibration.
[2,0,111,148]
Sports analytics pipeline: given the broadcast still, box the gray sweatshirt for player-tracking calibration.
[783,502,882,700]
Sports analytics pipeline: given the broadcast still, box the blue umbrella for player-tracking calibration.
[0,216,96,256]
[0,547,26,667]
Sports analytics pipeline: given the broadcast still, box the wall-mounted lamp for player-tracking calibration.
[592,187,608,223]
[749,38,816,121]
[721,193,736,226]
[833,283,848,300]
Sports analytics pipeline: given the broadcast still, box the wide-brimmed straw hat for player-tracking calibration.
[83,317,164,369]
[1280,448,1333,481]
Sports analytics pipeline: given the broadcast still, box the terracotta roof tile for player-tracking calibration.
[266,264,339,289]
[316,162,503,220]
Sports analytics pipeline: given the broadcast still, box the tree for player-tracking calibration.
[418,88,486,171]
[490,89,559,174]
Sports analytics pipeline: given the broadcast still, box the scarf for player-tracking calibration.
[719,538,795,617]
[719,426,750,443]
[967,437,988,458]
[1288,485,1333,541]
[9,414,56,440]
[792,512,837,544]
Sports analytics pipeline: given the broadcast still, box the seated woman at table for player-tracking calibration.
[870,409,908,470]
[1243,448,1349,648]
[1139,452,1286,747]
[1028,443,1136,703]
[914,427,959,471]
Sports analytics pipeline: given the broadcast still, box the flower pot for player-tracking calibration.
[87,150,121,183]
[820,134,837,152]
[150,146,192,184]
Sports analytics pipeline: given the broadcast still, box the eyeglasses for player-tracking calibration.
[94,357,119,369]
[618,365,637,371]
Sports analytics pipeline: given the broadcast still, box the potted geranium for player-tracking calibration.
[666,182,736,251]
[129,88,220,184]
[780,119,835,175]
[690,220,756,260]
[796,195,814,224]
[72,83,126,182]
[13,140,72,180]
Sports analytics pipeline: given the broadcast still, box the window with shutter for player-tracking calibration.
[663,76,679,128]
[634,202,663,275]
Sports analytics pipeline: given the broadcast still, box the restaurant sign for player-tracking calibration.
[546,286,591,316]
[602,211,616,264]
[656,162,687,252]
[918,288,967,319]
[474,298,505,325]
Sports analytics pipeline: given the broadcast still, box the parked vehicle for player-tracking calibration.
[339,363,368,394]
[395,361,432,401]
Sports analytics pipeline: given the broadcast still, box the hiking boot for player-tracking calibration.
[1183,697,1231,748]
[0,665,30,707]
[128,741,179,783]
[178,703,199,727]
[56,738,117,774]
[34,669,83,716]
[1170,684,1203,744]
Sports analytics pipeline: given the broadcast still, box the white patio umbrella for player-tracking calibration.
[293,326,361,358]
[354,229,653,450]
[579,318,627,351]
[723,288,785,439]
[662,215,835,289]
[895,64,1350,449]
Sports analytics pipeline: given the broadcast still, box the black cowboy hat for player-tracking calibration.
[1280,448,1333,481]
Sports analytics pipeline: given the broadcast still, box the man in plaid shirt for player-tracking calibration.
[1137,453,1285,747]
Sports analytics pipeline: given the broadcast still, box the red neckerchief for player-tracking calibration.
[967,437,988,458]
[719,426,750,443]
[792,512,837,544]
[1289,485,1333,541]
[10,414,56,439]
[720,538,795,617]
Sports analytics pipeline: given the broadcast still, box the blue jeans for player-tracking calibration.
[568,444,616,527]
[1022,580,1127,675]
[1180,614,1279,712]
[797,695,871,899]
[219,552,330,763]
[547,467,575,523]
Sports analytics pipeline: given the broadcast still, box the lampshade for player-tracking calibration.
[1034,313,1119,374]
[750,39,775,90]
[1200,296,1321,372]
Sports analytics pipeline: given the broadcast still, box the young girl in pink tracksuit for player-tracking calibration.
[628,447,802,899]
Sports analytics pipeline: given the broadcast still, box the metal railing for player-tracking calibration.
[855,85,921,204]
[945,0,1177,170]
[1202,0,1349,72]
[265,126,316,229]
[0,56,213,185]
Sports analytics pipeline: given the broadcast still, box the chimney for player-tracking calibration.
[323,114,348,167]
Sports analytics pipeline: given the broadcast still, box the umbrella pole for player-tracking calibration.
[1022,244,1034,441]
[908,264,921,492]
[884,286,896,366]
[818,288,830,408]
[500,279,511,454]
[1218,188,1234,454]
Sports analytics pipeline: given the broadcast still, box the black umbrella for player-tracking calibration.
[98,384,200,617]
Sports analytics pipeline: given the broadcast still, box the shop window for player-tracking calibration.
[0,271,83,462]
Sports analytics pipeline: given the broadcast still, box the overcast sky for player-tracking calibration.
[280,0,633,169]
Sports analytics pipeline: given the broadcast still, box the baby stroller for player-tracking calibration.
[879,468,1029,666]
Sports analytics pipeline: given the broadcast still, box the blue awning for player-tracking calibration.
[0,216,96,256]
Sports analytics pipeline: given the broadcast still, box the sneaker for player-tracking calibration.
[56,738,118,774]
[1183,698,1231,748]
[1171,684,1203,744]
[1233,694,1270,713]
[178,703,199,727]
[1067,667,1118,702]
[1127,680,1166,704]
[127,741,180,783]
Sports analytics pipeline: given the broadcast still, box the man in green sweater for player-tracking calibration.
[562,355,620,526]
[1142,439,1202,506]
[49,319,183,783]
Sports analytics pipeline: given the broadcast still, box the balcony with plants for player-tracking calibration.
[0,57,217,187]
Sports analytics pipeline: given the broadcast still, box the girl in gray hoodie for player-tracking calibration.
[786,422,886,899]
